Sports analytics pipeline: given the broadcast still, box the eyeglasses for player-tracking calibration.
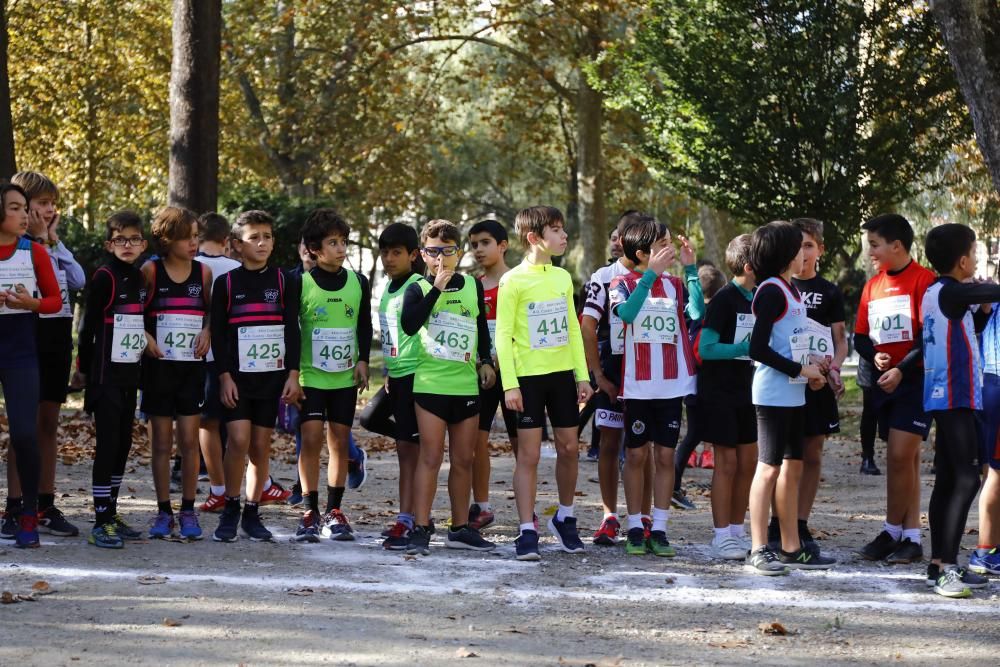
[109,236,144,247]
[422,245,459,258]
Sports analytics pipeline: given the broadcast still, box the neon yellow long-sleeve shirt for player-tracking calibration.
[495,260,589,391]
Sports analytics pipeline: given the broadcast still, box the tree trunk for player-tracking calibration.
[575,26,606,284]
[0,1,16,179]
[168,0,221,213]
[698,206,739,276]
[932,0,1000,192]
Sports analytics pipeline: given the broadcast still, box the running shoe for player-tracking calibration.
[149,511,176,539]
[711,533,748,560]
[288,482,304,508]
[547,515,585,554]
[671,489,696,511]
[886,537,923,564]
[381,521,410,550]
[625,527,647,555]
[969,547,1000,575]
[647,530,676,558]
[687,451,698,468]
[925,564,989,589]
[113,514,144,541]
[347,447,369,490]
[778,546,836,570]
[294,510,322,543]
[199,492,226,513]
[259,480,291,505]
[798,521,820,558]
[89,522,124,549]
[445,526,496,551]
[746,545,789,576]
[406,525,431,556]
[642,516,652,541]
[514,529,541,561]
[592,515,620,546]
[857,530,899,561]
[320,508,355,541]
[38,506,79,536]
[700,448,714,469]
[468,504,495,531]
[213,507,241,543]
[931,566,971,599]
[240,511,273,542]
[586,444,599,462]
[178,510,203,540]
[860,457,882,475]
[15,512,39,549]
[1,509,19,539]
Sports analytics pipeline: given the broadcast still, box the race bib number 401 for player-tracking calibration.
[527,298,569,349]
[111,314,146,363]
[311,327,355,372]
[868,295,913,345]
[238,325,285,372]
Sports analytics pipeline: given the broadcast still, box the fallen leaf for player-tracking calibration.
[1,591,16,604]
[162,617,182,627]
[759,622,789,636]
[16,593,37,602]
[455,647,478,658]
[137,575,168,585]
[287,588,314,596]
[31,581,52,594]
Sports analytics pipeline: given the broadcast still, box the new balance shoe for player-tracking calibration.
[969,547,1000,575]
[15,512,39,549]
[926,564,989,589]
[711,534,748,560]
[406,526,431,555]
[886,537,923,564]
[931,566,971,599]
[382,521,410,550]
[213,507,241,543]
[700,448,715,469]
[347,447,369,490]
[468,504,495,531]
[320,509,355,541]
[445,526,496,552]
[199,492,226,513]
[259,480,291,505]
[294,510,322,543]
[547,515,585,554]
[38,506,79,537]
[592,515,620,546]
[671,489,696,511]
[778,546,836,570]
[240,511,273,542]
[288,482,304,508]
[1,509,19,539]
[857,530,899,561]
[625,527,647,555]
[113,514,144,541]
[515,529,541,561]
[89,523,124,549]
[798,521,820,558]
[746,546,789,576]
[860,457,882,475]
[149,511,176,539]
[178,510,203,540]
[647,530,676,558]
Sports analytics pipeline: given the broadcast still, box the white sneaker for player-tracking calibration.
[712,534,748,560]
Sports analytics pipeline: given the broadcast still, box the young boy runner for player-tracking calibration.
[745,221,834,574]
[0,182,62,548]
[610,218,701,556]
[401,219,496,555]
[972,294,1000,577]
[698,234,758,559]
[78,211,150,548]
[3,172,84,539]
[468,219,518,530]
[496,206,593,561]
[140,207,212,539]
[920,223,998,597]
[210,210,302,542]
[292,209,372,543]
[853,214,936,564]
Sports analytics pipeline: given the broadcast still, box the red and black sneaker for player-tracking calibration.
[199,492,226,513]
[592,515,620,546]
[259,480,291,505]
[382,521,411,550]
[642,516,652,541]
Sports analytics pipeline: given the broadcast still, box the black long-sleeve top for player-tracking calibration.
[749,281,802,378]
[287,265,373,363]
[400,274,493,366]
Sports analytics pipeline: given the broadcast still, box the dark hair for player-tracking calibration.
[11,171,57,201]
[514,206,564,246]
[699,265,726,300]
[793,217,824,245]
[924,223,976,274]
[150,206,198,253]
[749,221,802,280]
[198,212,230,244]
[420,219,462,245]
[106,210,144,240]
[232,210,274,238]
[862,213,914,252]
[725,233,753,276]
[0,182,29,213]
[621,216,667,264]
[379,222,419,252]
[301,208,350,258]
[469,219,508,244]
[617,209,648,235]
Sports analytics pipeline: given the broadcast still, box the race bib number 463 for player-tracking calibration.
[527,298,569,349]
[425,311,476,362]
[238,325,285,372]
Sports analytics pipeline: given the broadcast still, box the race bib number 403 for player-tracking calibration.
[634,297,679,345]
[527,298,569,349]
[238,325,285,372]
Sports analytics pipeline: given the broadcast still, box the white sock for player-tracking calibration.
[519,522,536,534]
[729,523,746,538]
[652,507,670,533]
[210,485,225,496]
[628,513,644,532]
[714,526,730,540]
[556,504,575,521]
[263,477,273,492]
[604,511,617,521]
[901,528,921,544]
[884,522,903,541]
[478,502,492,512]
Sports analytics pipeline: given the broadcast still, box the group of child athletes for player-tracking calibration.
[1,170,999,600]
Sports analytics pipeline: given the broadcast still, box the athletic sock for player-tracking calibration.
[729,524,746,538]
[604,511,617,521]
[901,528,921,544]
[263,477,273,492]
[180,498,195,512]
[326,486,345,513]
[307,491,320,515]
[652,507,670,533]
[714,526,730,541]
[93,489,112,526]
[628,513,644,532]
[884,522,903,541]
[38,493,55,512]
[210,485,225,497]
[157,500,172,514]
[244,501,259,515]
[519,522,536,535]
[556,504,575,521]
[399,512,414,529]
[975,544,996,556]
[224,496,241,513]
[478,502,492,513]
[5,497,22,512]
[110,475,123,502]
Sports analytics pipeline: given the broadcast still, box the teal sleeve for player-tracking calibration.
[698,327,750,361]
[615,269,658,323]
[684,264,704,321]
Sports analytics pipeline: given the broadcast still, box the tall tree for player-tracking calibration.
[0,0,16,178]
[168,0,221,213]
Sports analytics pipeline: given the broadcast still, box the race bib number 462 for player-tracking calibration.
[527,299,569,349]
[311,327,355,372]
[237,325,285,372]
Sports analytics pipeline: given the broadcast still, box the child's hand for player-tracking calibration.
[874,352,892,371]
[3,285,39,311]
[220,373,239,409]
[577,381,594,404]
[648,244,674,276]
[47,213,61,243]
[877,367,902,394]
[433,269,454,292]
[144,332,163,358]
[505,387,523,412]
[808,375,827,391]
[354,361,370,393]
[194,328,211,358]
[809,353,831,374]
[829,368,845,397]
[800,363,824,381]
[678,235,696,266]
[595,373,618,400]
[26,207,47,238]
[281,374,303,408]
[478,363,496,390]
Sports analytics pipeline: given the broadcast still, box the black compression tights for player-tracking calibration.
[928,409,982,563]
[1,366,41,512]
[860,388,877,459]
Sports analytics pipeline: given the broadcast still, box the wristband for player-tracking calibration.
[830,366,841,374]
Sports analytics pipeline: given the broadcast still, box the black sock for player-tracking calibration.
[244,501,259,515]
[157,500,173,514]
[180,498,195,512]
[38,493,55,512]
[225,496,241,513]
[326,486,345,513]
[94,500,113,527]
[5,497,22,512]
[307,491,319,515]
[451,524,467,532]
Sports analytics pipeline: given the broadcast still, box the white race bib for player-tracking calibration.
[38,270,71,319]
[788,333,811,384]
[110,314,146,363]
[487,319,497,361]
[609,311,625,356]
[868,295,913,345]
[803,319,834,360]
[527,298,570,349]
[0,262,37,316]
[379,311,398,358]
[156,313,203,361]
[633,297,679,345]
[734,312,755,360]
[237,325,285,372]
[311,327,355,372]
[425,311,476,362]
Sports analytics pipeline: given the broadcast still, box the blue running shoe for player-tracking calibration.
[294,510,321,543]
[547,515,585,554]
[89,523,124,549]
[969,547,1000,575]
[515,529,541,561]
[240,510,273,542]
[15,512,40,549]
[320,509,355,541]
[213,507,240,543]
[347,447,368,490]
[113,514,144,541]
[178,510,203,540]
[149,511,176,539]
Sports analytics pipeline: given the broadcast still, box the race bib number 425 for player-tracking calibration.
[238,325,285,372]
[527,299,569,349]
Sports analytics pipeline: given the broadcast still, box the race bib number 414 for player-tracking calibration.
[527,299,569,349]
